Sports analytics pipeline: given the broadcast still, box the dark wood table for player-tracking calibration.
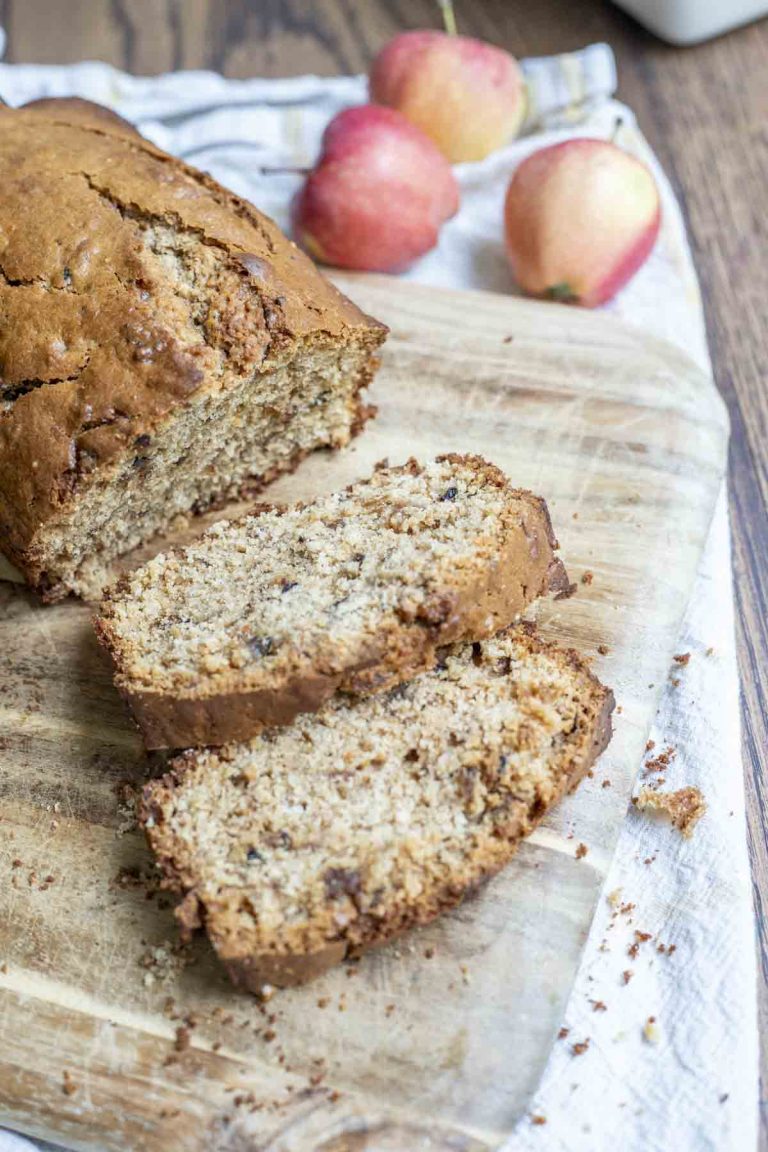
[2,0,766,1143]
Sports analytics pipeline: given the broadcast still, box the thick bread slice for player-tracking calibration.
[140,625,614,990]
[0,98,385,601]
[96,456,570,749]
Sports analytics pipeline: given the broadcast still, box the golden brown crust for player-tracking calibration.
[140,626,614,989]
[97,456,570,749]
[0,99,386,593]
[21,96,143,137]
[113,665,336,751]
[223,943,349,990]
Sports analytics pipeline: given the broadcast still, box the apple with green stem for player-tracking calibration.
[370,1,526,163]
[504,138,662,307]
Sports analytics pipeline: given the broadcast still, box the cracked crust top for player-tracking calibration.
[141,625,614,989]
[0,98,385,572]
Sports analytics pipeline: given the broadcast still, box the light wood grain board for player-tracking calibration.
[0,275,727,1151]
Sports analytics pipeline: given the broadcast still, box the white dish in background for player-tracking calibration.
[612,0,767,43]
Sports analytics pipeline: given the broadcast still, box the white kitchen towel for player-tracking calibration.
[0,43,757,1152]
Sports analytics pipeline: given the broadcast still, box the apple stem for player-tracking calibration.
[611,117,624,144]
[546,283,579,304]
[437,0,458,35]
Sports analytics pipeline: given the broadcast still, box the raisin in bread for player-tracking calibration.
[0,98,385,601]
[96,456,570,749]
[141,625,614,989]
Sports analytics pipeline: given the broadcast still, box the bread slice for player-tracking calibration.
[96,456,570,749]
[0,98,385,601]
[141,625,614,990]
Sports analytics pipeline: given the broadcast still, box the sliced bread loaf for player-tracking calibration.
[96,456,570,749]
[141,625,614,989]
[0,98,385,601]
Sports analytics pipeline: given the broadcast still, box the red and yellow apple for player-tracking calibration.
[292,105,459,273]
[504,139,661,307]
[370,30,526,163]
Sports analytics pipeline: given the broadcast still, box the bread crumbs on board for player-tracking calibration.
[138,942,191,985]
[571,1039,590,1056]
[174,1025,191,1052]
[115,780,140,836]
[575,842,589,860]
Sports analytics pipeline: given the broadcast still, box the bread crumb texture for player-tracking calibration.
[141,625,613,986]
[97,455,568,747]
[635,786,706,838]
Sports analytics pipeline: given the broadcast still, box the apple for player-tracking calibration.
[292,105,459,273]
[370,30,526,163]
[504,139,661,308]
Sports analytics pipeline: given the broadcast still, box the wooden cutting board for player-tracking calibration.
[0,275,727,1152]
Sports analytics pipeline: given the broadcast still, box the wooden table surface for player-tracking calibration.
[1,0,765,1144]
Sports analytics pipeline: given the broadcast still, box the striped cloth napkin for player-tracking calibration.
[0,41,757,1152]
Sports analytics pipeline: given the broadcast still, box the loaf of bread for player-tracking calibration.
[96,455,570,749]
[141,625,614,989]
[0,98,386,600]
